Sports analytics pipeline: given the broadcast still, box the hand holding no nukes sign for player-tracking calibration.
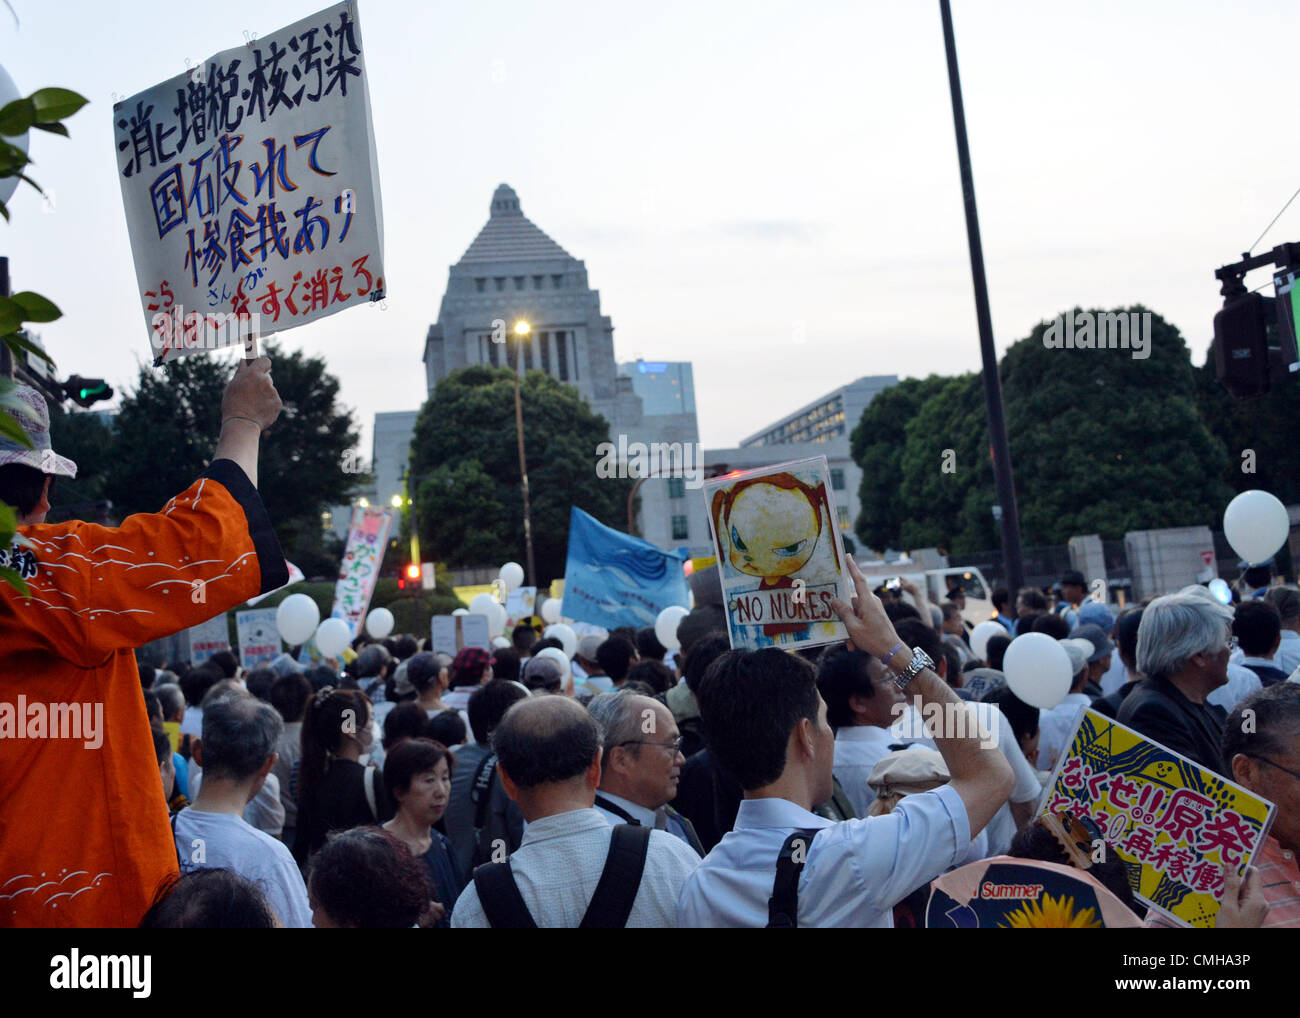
[113,2,385,364]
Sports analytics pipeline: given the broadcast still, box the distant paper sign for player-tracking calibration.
[505,586,536,621]
[702,455,850,652]
[927,857,1141,928]
[187,614,231,664]
[1039,709,1275,928]
[331,505,392,635]
[236,608,281,669]
[114,2,385,363]
[431,614,490,657]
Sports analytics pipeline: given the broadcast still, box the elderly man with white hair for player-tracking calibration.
[1117,586,1234,775]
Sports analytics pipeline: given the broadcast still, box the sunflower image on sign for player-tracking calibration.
[926,858,1140,928]
[1000,893,1102,929]
[703,456,850,652]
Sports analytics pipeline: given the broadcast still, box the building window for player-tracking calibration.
[667,477,685,499]
[522,336,534,371]
[831,468,845,491]
[837,506,849,528]
[556,331,568,380]
[552,274,564,289]
[539,331,551,374]
[533,275,544,289]
[485,334,500,367]
[474,278,486,293]
[494,277,505,292]
[671,515,689,540]
[514,276,525,290]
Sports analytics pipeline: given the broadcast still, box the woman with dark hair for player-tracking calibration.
[292,688,394,866]
[307,827,430,928]
[139,869,278,928]
[382,738,463,928]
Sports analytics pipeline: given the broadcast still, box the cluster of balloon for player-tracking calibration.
[276,593,320,646]
[655,605,689,652]
[469,592,507,636]
[544,623,577,659]
[1223,490,1290,567]
[1002,632,1071,710]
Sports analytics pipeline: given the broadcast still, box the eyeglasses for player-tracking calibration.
[1244,754,1300,782]
[617,737,684,755]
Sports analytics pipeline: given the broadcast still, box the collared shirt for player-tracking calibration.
[1239,655,1292,686]
[594,790,700,854]
[1276,630,1300,676]
[1207,664,1262,712]
[832,726,898,818]
[1037,693,1093,771]
[1146,836,1300,928]
[677,788,968,928]
[451,807,700,928]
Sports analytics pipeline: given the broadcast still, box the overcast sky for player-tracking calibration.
[5,0,1297,453]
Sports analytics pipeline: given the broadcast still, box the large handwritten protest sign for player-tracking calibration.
[702,456,850,652]
[236,608,281,669]
[331,505,392,636]
[114,2,384,363]
[1039,709,1275,928]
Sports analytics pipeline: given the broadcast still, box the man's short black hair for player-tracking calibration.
[139,870,277,929]
[143,690,163,725]
[885,601,921,625]
[138,663,156,691]
[1233,600,1282,657]
[696,648,820,791]
[491,647,521,683]
[269,672,312,723]
[635,626,666,661]
[985,686,1039,743]
[1243,564,1273,590]
[894,619,943,676]
[391,634,419,661]
[991,587,1010,612]
[1031,613,1071,640]
[180,662,222,706]
[0,464,51,517]
[1222,683,1300,775]
[627,659,674,696]
[467,678,530,745]
[986,633,1011,670]
[595,636,637,682]
[1017,588,1047,613]
[244,667,276,703]
[682,631,729,693]
[209,650,239,679]
[491,697,600,789]
[511,623,537,653]
[382,702,430,750]
[428,709,467,747]
[817,647,878,731]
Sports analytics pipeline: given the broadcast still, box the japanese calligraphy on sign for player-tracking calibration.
[330,505,391,636]
[1039,709,1275,928]
[114,2,385,364]
[236,608,281,669]
[187,613,232,664]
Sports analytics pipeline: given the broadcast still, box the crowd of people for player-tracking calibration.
[2,361,1299,929]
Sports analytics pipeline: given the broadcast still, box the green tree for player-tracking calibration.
[409,365,634,582]
[849,307,1234,554]
[106,340,361,577]
[45,407,116,523]
[850,375,952,552]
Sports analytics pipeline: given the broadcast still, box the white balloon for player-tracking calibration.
[535,646,571,678]
[365,607,395,639]
[1223,490,1290,567]
[470,592,499,616]
[492,636,512,649]
[276,593,320,645]
[545,623,578,659]
[1208,578,1233,605]
[540,598,562,624]
[655,605,690,652]
[315,617,352,659]
[499,562,525,591]
[1003,632,1072,710]
[969,621,1005,662]
[452,608,469,617]
[487,602,507,636]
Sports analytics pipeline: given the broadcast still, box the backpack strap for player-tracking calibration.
[471,752,499,831]
[472,860,538,929]
[766,828,819,929]
[580,824,652,928]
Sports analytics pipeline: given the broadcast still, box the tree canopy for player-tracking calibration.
[409,365,634,582]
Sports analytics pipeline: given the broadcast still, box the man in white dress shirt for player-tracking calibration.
[452,696,699,927]
[588,692,704,855]
[1265,587,1300,676]
[1036,641,1093,771]
[677,557,1014,928]
[816,646,904,818]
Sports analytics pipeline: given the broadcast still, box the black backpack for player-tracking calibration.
[472,823,652,928]
[469,752,503,867]
[766,828,819,928]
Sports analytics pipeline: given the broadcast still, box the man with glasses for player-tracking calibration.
[588,692,704,855]
[1118,586,1234,775]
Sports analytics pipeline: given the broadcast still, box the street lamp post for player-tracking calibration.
[512,320,538,587]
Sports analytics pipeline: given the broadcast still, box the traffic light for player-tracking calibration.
[65,375,113,408]
[398,562,419,590]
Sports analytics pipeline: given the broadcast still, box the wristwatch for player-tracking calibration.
[892,646,934,691]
